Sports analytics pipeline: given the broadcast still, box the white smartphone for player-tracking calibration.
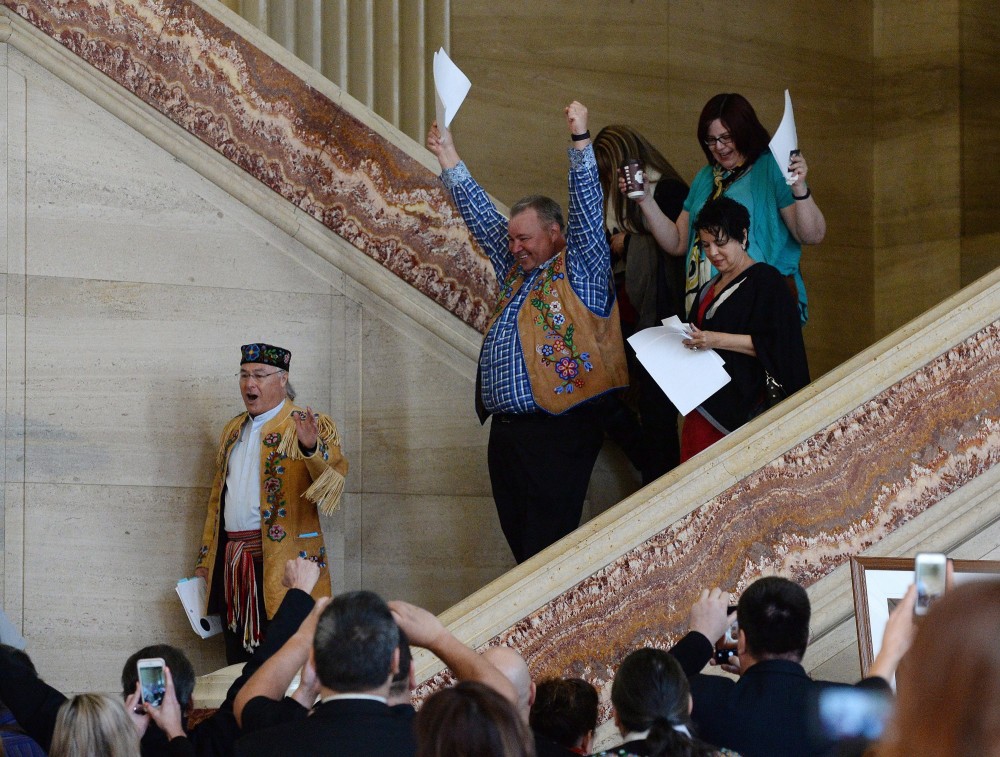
[137,657,166,708]
[914,552,947,616]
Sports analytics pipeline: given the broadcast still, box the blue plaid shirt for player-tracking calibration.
[441,146,613,414]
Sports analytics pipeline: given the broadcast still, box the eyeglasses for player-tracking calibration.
[236,370,285,382]
[703,133,734,148]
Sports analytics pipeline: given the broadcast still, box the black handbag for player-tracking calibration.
[748,370,786,421]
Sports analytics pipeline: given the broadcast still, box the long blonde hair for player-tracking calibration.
[49,694,141,757]
[593,125,685,235]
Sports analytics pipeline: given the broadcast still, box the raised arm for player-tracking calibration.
[867,584,916,683]
[389,600,517,704]
[633,188,687,256]
[426,121,461,171]
[563,102,615,316]
[427,121,511,276]
[779,151,826,244]
[669,587,735,677]
[233,577,330,729]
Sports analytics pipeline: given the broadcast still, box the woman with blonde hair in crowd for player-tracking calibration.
[47,694,140,757]
[877,580,1000,757]
[593,125,688,483]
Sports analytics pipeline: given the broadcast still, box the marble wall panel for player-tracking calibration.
[20,59,327,294]
[359,492,515,614]
[873,239,962,339]
[22,482,227,692]
[962,233,1000,288]
[360,311,489,498]
[873,0,963,338]
[959,0,1000,284]
[3,0,498,332]
[802,243,874,376]
[23,275,335,488]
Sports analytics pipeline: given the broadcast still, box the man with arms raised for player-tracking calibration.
[427,102,627,564]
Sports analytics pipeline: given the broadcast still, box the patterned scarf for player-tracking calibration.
[683,161,752,316]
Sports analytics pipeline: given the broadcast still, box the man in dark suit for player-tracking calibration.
[689,576,913,757]
[235,590,416,757]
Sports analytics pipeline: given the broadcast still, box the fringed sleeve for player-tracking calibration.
[273,411,348,514]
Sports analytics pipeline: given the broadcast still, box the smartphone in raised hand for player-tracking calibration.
[137,657,166,708]
[913,552,947,616]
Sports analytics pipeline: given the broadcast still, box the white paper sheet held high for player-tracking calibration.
[176,577,223,639]
[627,316,730,416]
[433,48,471,129]
[769,90,798,185]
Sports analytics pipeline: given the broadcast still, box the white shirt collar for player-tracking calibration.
[320,693,387,704]
[623,724,690,741]
[249,399,285,427]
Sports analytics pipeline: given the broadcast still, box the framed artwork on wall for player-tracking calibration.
[849,556,1000,680]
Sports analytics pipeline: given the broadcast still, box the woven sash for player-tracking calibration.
[224,529,264,653]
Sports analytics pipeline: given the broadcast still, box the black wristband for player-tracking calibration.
[793,187,811,201]
[571,130,591,142]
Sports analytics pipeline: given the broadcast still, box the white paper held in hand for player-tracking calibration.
[433,47,471,129]
[176,576,223,639]
[768,89,799,186]
[627,316,730,416]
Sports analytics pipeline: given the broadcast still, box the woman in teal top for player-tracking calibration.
[633,93,826,323]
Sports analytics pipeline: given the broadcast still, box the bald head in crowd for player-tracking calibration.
[482,646,535,722]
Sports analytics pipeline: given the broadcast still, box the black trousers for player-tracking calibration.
[487,404,604,564]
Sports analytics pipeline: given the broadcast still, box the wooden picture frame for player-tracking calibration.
[849,556,1000,679]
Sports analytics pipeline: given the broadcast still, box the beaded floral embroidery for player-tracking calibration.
[297,545,328,569]
[261,432,288,541]
[528,257,593,394]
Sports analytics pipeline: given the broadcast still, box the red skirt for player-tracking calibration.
[680,411,727,462]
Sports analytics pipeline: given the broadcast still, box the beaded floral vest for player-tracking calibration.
[487,249,628,414]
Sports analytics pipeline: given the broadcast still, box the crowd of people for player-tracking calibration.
[2,558,997,756]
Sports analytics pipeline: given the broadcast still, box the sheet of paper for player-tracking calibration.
[768,89,798,185]
[176,577,223,639]
[659,316,724,365]
[432,47,471,129]
[627,325,731,416]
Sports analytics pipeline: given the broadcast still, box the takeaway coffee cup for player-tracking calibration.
[620,159,645,199]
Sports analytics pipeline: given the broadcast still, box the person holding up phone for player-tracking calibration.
[687,576,915,757]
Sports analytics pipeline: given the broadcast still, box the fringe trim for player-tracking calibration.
[216,414,248,468]
[274,413,340,460]
[305,467,346,515]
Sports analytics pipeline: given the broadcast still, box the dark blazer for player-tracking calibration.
[689,658,891,757]
[534,730,581,757]
[234,698,416,757]
[592,737,651,756]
